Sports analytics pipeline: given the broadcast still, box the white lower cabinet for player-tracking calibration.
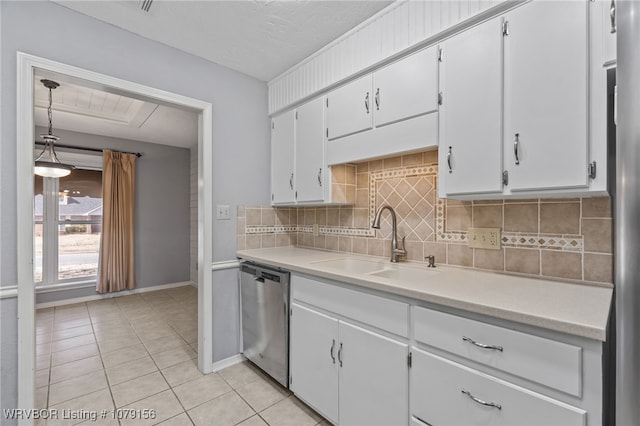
[290,275,409,426]
[290,303,339,423]
[338,321,408,426]
[410,349,586,426]
[288,273,603,426]
[290,301,409,426]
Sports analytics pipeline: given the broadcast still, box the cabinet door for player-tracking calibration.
[295,98,325,203]
[410,349,586,426]
[601,0,616,65]
[438,17,503,196]
[504,1,589,192]
[326,74,373,140]
[374,46,439,127]
[271,111,295,204]
[339,321,408,426]
[289,303,339,424]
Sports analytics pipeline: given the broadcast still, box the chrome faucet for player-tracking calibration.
[371,204,406,263]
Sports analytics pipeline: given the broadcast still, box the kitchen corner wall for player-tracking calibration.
[238,149,613,285]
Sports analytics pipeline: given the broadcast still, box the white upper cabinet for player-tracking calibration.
[271,110,295,204]
[271,97,337,206]
[439,17,503,196]
[601,0,617,65]
[504,0,589,192]
[326,75,374,141]
[295,98,325,203]
[326,45,439,165]
[373,47,439,127]
[439,0,606,199]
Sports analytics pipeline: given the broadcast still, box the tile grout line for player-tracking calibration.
[41,289,200,424]
[88,300,120,425]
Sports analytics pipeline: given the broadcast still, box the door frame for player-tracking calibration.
[16,52,214,414]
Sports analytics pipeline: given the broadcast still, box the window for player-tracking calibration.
[35,167,103,286]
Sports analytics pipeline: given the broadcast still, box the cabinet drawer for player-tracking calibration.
[413,307,581,396]
[292,274,409,337]
[411,349,586,426]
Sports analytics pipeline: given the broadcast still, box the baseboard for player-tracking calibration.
[35,281,194,309]
[210,353,245,372]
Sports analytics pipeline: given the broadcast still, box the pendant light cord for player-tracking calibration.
[47,85,53,136]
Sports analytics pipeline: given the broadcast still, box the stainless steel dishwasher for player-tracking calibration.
[240,262,290,388]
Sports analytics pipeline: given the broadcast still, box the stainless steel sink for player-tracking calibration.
[368,265,439,282]
[311,257,391,274]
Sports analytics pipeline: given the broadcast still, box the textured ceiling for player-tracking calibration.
[53,0,394,81]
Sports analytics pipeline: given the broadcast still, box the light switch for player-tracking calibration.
[216,205,230,220]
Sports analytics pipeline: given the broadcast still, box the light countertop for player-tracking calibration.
[236,247,613,341]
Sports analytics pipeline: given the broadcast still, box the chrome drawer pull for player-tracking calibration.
[462,336,503,352]
[338,342,343,367]
[461,389,502,410]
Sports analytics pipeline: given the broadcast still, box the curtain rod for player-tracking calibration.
[34,141,143,158]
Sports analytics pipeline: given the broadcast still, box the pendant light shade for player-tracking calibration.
[34,79,74,178]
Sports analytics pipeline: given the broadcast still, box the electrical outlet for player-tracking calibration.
[467,228,501,250]
[313,224,319,237]
[216,205,230,220]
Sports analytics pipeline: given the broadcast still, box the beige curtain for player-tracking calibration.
[97,150,136,293]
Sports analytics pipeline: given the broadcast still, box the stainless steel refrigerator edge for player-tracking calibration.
[616,1,640,424]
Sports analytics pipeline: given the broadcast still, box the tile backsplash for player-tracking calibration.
[237,149,613,285]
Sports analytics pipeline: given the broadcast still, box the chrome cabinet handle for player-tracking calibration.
[364,92,370,114]
[289,173,294,190]
[338,342,343,367]
[317,168,322,186]
[447,146,453,174]
[610,0,616,34]
[514,133,520,165]
[375,88,380,110]
[330,339,336,364]
[461,389,502,410]
[462,336,503,352]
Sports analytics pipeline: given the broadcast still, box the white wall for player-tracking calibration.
[0,1,270,417]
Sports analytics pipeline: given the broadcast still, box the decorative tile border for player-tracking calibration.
[246,225,375,237]
[501,233,584,251]
[369,165,439,219]
[245,225,298,234]
[243,163,584,253]
[321,226,375,237]
[370,165,439,242]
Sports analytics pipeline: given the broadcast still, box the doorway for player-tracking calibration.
[16,52,214,411]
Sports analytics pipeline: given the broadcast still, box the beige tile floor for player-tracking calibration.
[35,286,327,426]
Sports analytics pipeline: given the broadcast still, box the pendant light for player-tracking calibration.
[34,79,74,178]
